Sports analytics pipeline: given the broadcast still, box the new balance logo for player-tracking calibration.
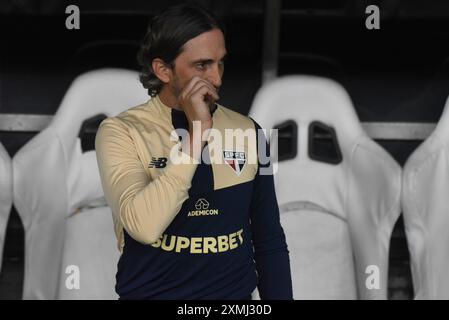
[149,157,167,168]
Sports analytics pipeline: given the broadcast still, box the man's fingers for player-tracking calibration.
[190,80,218,99]
[182,77,218,101]
[180,76,202,99]
[190,84,219,102]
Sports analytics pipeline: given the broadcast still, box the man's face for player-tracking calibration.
[169,28,227,102]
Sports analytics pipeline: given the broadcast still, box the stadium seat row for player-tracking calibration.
[0,69,447,299]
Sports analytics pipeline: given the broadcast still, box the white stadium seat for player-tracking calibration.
[402,95,449,299]
[0,142,12,275]
[249,75,401,299]
[12,68,148,299]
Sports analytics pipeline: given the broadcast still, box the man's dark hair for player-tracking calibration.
[137,3,225,97]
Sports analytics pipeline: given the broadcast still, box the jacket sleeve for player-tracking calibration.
[95,117,198,245]
[249,120,293,300]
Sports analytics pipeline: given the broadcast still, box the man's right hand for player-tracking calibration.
[178,76,219,131]
[177,76,219,160]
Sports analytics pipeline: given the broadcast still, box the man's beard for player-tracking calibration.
[171,75,183,103]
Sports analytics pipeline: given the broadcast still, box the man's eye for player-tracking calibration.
[196,63,206,70]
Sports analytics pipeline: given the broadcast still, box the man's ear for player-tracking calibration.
[152,58,172,83]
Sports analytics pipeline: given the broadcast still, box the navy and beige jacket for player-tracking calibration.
[95,95,292,299]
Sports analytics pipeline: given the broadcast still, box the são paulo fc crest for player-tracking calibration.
[223,150,246,176]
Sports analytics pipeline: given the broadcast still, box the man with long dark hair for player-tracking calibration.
[95,3,292,300]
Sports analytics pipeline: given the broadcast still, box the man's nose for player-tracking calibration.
[206,64,222,89]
